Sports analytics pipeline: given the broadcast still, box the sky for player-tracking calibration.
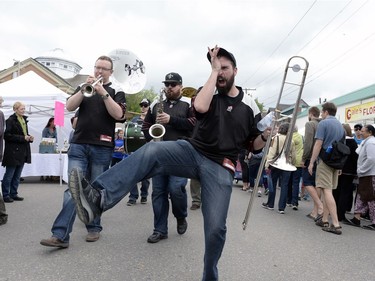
[1,0,375,109]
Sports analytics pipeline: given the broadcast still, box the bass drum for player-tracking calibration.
[124,122,146,154]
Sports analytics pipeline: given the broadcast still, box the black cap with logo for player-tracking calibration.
[162,72,183,84]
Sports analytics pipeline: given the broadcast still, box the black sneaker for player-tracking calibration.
[261,202,274,210]
[343,217,361,227]
[140,197,147,204]
[177,218,188,235]
[127,200,136,206]
[147,232,168,243]
[68,168,102,225]
[3,197,14,203]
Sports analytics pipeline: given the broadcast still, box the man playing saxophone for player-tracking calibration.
[142,72,196,243]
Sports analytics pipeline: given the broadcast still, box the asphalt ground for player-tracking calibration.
[0,178,374,281]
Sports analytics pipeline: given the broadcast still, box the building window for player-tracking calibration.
[46,62,50,66]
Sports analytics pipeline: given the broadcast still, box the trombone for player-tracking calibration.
[242,56,309,230]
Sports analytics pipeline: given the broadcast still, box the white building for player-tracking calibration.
[35,48,82,79]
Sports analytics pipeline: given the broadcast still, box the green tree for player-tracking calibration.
[254,98,264,113]
[125,88,158,114]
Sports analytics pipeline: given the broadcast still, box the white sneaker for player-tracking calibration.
[257,190,262,197]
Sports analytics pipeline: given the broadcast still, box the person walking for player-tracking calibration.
[308,102,345,235]
[68,46,268,281]
[333,123,358,222]
[127,98,151,205]
[40,55,126,248]
[2,101,34,203]
[288,126,304,210]
[302,106,323,221]
[344,124,375,230]
[262,122,296,214]
[141,72,196,243]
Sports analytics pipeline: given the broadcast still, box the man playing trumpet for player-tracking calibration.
[40,55,126,248]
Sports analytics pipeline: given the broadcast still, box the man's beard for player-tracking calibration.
[216,74,235,95]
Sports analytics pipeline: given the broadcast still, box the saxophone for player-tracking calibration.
[148,88,166,141]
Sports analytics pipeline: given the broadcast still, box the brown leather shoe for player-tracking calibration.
[86,232,100,242]
[40,237,69,248]
[190,204,200,210]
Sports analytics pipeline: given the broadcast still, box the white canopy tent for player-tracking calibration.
[0,71,75,153]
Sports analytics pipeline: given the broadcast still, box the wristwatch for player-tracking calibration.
[102,93,109,100]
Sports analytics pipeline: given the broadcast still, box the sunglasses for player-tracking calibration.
[140,103,149,107]
[164,82,178,88]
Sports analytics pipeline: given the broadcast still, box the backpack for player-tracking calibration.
[319,136,350,170]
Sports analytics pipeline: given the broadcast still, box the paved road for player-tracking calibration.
[0,178,374,281]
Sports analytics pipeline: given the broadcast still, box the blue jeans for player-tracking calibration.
[1,164,24,198]
[51,144,112,243]
[248,159,265,187]
[266,167,291,210]
[151,175,187,235]
[129,179,150,201]
[92,140,233,281]
[291,167,302,206]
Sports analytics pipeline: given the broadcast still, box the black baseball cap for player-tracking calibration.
[207,47,236,67]
[162,72,183,84]
[354,124,363,130]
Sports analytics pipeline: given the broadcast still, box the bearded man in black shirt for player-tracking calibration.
[68,46,269,281]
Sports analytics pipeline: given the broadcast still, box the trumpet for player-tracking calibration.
[149,88,166,141]
[80,76,103,97]
[242,56,309,230]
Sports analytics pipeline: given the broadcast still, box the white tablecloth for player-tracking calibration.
[0,153,69,183]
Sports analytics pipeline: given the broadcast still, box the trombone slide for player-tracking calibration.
[242,56,309,230]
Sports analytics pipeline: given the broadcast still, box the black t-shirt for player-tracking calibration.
[71,83,126,148]
[188,87,260,166]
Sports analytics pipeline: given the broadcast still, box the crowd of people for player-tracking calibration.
[239,103,375,235]
[1,47,374,281]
